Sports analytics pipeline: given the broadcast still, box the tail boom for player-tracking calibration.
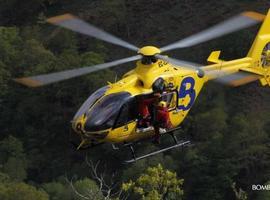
[203,9,270,87]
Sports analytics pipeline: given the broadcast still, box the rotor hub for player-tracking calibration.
[138,46,161,56]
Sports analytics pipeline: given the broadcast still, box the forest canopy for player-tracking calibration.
[0,0,270,200]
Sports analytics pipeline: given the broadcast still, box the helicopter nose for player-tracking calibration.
[75,122,83,132]
[72,114,87,134]
[72,115,109,140]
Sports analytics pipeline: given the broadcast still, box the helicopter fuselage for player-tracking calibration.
[72,59,206,146]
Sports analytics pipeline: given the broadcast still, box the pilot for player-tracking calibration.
[153,101,172,144]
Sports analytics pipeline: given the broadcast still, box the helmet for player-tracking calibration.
[158,101,167,108]
[152,77,165,93]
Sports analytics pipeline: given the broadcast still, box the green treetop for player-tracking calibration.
[122,164,184,200]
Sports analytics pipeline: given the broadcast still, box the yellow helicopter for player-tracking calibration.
[15,9,270,163]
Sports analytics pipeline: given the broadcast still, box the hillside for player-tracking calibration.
[0,0,270,200]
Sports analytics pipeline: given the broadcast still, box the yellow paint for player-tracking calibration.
[108,122,154,143]
[138,46,161,56]
[207,51,222,64]
[74,9,270,146]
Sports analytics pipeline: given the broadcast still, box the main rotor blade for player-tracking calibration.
[14,55,141,87]
[215,72,260,86]
[47,14,138,51]
[156,55,201,70]
[160,11,265,52]
[158,55,260,86]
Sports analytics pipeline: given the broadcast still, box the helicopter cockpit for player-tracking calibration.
[84,92,135,132]
[72,77,179,136]
[73,86,108,121]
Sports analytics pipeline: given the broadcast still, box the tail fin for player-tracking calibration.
[247,9,270,86]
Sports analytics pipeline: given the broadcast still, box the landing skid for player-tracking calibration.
[124,140,190,164]
[70,127,191,163]
[120,129,191,164]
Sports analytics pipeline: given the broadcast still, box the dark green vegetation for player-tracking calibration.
[1,0,270,199]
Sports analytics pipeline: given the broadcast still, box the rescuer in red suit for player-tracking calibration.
[153,101,172,143]
[138,93,161,128]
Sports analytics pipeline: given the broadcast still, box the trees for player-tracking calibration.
[0,1,270,200]
[42,180,73,200]
[43,177,104,200]
[0,173,49,200]
[0,23,115,182]
[72,178,104,200]
[0,136,28,181]
[122,164,184,200]
[255,181,270,200]
[1,182,49,200]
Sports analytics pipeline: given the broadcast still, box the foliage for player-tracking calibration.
[0,173,49,200]
[0,1,270,200]
[122,164,184,200]
[0,136,28,181]
[232,182,248,200]
[72,178,104,200]
[42,180,72,200]
[255,181,270,200]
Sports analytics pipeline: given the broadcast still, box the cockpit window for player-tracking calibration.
[84,92,131,132]
[114,98,138,128]
[73,86,108,120]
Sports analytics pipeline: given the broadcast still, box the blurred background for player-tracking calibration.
[0,0,270,199]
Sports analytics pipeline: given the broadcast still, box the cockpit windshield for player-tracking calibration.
[84,92,131,132]
[73,86,108,120]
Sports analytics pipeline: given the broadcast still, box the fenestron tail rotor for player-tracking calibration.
[160,11,265,52]
[47,14,138,51]
[261,42,270,67]
[14,55,142,87]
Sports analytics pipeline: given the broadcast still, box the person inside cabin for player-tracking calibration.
[137,93,161,131]
[137,77,172,142]
[152,101,172,144]
[137,77,165,130]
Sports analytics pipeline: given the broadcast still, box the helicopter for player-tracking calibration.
[15,9,270,163]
